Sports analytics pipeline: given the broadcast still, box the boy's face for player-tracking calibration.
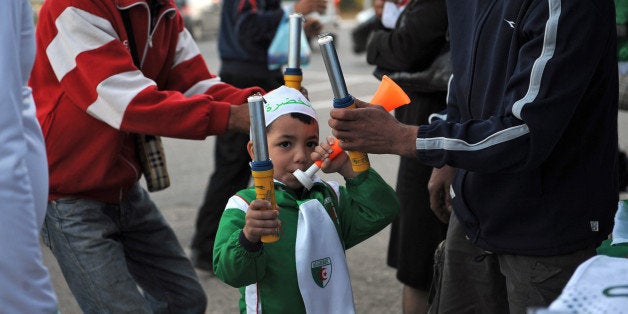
[248,114,319,190]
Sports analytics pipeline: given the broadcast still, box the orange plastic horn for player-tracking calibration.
[370,75,411,112]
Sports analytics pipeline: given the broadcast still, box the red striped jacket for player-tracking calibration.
[30,0,263,202]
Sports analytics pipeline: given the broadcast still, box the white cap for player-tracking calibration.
[262,86,317,127]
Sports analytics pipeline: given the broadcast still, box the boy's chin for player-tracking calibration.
[284,176,305,190]
[285,181,304,190]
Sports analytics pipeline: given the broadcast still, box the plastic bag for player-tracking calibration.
[267,15,311,70]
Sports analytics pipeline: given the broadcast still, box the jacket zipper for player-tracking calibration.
[140,5,176,68]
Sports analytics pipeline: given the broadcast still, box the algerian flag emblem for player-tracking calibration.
[311,257,332,288]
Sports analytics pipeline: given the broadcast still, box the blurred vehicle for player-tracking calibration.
[175,0,221,40]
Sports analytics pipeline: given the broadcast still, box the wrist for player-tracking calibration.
[399,125,419,158]
[239,230,263,252]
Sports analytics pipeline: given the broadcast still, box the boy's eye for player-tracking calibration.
[307,141,318,148]
[278,141,291,149]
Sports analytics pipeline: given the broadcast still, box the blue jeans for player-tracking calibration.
[41,184,207,313]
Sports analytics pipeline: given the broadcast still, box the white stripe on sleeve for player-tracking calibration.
[225,195,250,213]
[416,124,530,152]
[173,28,201,68]
[183,77,224,97]
[47,7,118,81]
[512,0,560,119]
[87,70,155,129]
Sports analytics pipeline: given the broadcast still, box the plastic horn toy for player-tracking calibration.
[293,138,344,190]
[284,13,304,89]
[370,75,411,112]
[248,94,280,243]
[318,34,370,173]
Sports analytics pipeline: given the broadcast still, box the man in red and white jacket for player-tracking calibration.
[30,0,264,312]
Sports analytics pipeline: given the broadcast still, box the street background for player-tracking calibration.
[42,12,628,314]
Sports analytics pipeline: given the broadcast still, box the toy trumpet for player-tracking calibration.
[370,75,411,112]
[248,94,280,243]
[293,138,344,190]
[318,34,370,173]
[284,13,304,89]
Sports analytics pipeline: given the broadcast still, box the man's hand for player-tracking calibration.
[428,165,456,224]
[227,103,250,134]
[328,98,419,158]
[294,0,327,15]
[303,18,322,39]
[243,200,281,244]
[373,0,385,18]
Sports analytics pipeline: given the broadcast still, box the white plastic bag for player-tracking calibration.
[267,15,311,70]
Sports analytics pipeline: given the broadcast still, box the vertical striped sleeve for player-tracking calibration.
[512,0,560,119]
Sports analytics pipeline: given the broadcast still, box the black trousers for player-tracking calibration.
[190,69,283,259]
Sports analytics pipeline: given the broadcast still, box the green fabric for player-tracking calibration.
[596,238,628,258]
[617,0,628,24]
[617,0,628,60]
[618,39,628,61]
[213,169,400,314]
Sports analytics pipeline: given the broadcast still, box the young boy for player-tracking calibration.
[213,86,400,313]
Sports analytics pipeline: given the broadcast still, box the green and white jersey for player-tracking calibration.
[213,168,400,314]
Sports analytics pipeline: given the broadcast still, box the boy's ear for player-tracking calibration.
[246,141,255,160]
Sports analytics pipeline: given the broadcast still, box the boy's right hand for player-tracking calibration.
[243,200,281,243]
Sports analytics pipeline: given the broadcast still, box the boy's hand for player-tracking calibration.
[312,136,357,179]
[243,200,281,243]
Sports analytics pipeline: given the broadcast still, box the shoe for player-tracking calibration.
[191,249,213,273]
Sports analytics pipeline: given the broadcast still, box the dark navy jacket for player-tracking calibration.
[417,0,619,255]
[218,0,284,74]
